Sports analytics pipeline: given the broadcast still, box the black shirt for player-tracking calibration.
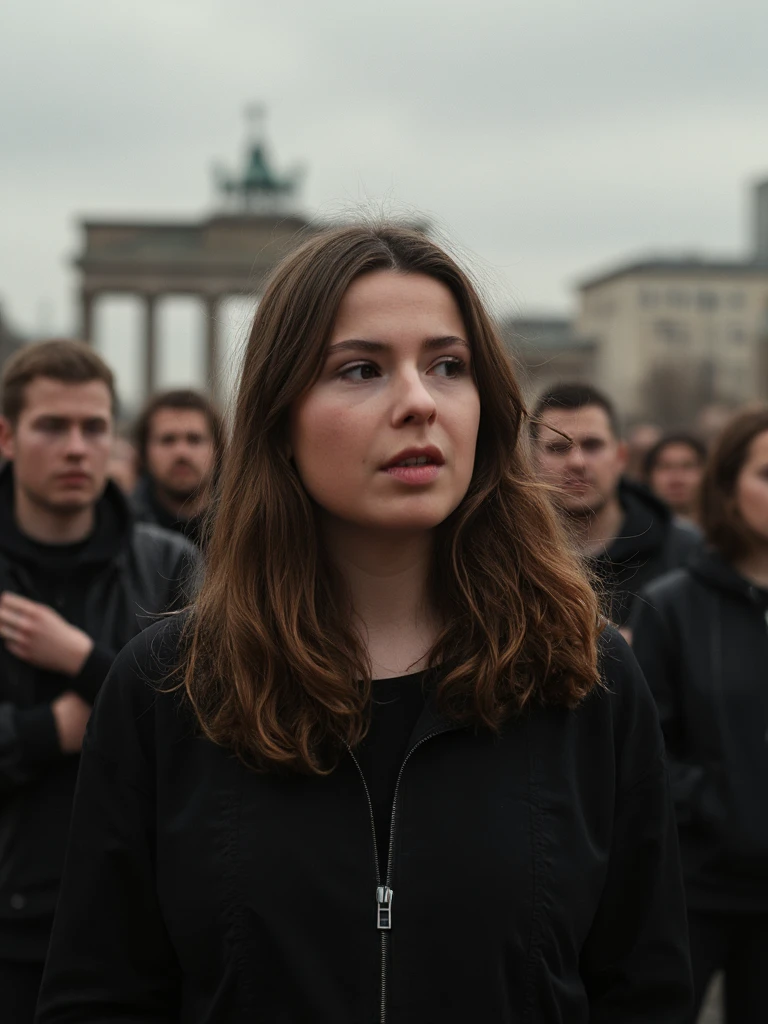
[354,672,427,879]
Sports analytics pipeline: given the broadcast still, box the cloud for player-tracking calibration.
[1,0,767,352]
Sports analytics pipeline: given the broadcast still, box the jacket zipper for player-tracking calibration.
[349,729,442,1023]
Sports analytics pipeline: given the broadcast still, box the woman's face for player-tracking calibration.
[289,269,481,535]
[734,430,768,546]
[649,442,704,515]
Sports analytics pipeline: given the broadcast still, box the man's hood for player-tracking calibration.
[603,478,675,565]
[0,461,133,570]
[688,545,768,608]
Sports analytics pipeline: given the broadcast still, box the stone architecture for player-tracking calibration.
[500,317,598,402]
[576,179,768,425]
[74,113,312,401]
[0,304,24,367]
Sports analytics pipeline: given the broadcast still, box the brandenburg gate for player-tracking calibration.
[75,116,311,402]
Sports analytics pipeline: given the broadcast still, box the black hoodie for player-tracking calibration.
[0,464,199,962]
[632,548,768,913]
[592,479,700,627]
[131,475,206,548]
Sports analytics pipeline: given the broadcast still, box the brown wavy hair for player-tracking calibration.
[700,407,768,560]
[179,224,602,774]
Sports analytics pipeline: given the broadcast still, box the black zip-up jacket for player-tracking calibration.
[632,548,768,913]
[0,466,200,960]
[593,479,700,627]
[37,619,692,1023]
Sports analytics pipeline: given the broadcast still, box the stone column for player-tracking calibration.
[80,290,96,343]
[143,294,158,399]
[204,295,222,400]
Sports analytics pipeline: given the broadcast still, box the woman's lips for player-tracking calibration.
[384,464,442,484]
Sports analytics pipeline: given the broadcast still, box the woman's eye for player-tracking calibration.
[432,357,465,378]
[340,362,379,381]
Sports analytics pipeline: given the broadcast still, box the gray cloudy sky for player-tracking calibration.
[2,0,768,407]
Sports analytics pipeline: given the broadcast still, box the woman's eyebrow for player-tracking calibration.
[327,336,469,356]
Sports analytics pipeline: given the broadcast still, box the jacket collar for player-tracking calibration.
[689,546,768,607]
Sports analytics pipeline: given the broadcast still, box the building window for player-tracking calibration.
[729,325,747,345]
[666,289,688,307]
[654,320,688,346]
[726,366,750,393]
[698,290,718,311]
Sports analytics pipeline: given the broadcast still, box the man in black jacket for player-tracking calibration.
[532,382,699,628]
[131,389,224,548]
[0,340,199,1022]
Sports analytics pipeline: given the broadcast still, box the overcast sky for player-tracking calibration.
[2,0,768,407]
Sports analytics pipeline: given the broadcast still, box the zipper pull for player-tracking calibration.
[376,886,393,930]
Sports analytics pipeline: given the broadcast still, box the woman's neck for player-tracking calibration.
[734,543,768,589]
[323,520,439,679]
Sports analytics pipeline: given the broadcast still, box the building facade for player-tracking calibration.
[0,304,24,366]
[577,261,768,423]
[500,317,598,403]
[575,179,768,425]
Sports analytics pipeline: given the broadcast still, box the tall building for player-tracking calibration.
[575,179,768,425]
[0,304,24,365]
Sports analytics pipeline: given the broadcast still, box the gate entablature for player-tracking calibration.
[74,108,309,401]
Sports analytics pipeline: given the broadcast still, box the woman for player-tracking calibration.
[37,226,690,1023]
[644,432,707,526]
[633,409,768,1023]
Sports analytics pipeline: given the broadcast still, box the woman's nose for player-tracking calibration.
[391,369,438,426]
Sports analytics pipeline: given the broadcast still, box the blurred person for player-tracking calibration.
[0,341,199,1024]
[132,389,224,547]
[37,227,691,1022]
[632,408,768,1023]
[625,421,663,481]
[696,402,736,448]
[644,432,707,525]
[106,435,138,496]
[532,383,699,629]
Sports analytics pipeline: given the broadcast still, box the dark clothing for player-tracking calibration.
[0,464,200,964]
[354,673,427,877]
[687,909,768,1024]
[37,620,692,1024]
[632,548,768,913]
[131,475,205,548]
[592,479,700,627]
[0,958,44,1024]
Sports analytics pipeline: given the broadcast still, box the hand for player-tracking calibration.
[51,691,92,754]
[0,592,94,675]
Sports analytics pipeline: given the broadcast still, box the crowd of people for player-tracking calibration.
[0,223,765,1023]
[531,384,768,1020]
